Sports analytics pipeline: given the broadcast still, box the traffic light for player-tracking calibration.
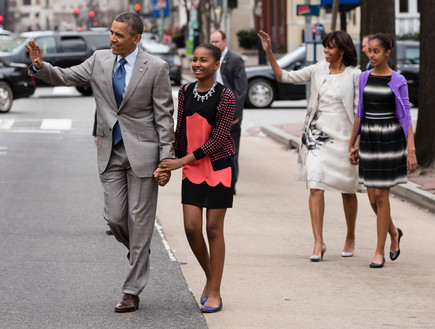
[134,4,141,14]
[0,15,3,23]
[73,8,79,18]
[89,10,95,18]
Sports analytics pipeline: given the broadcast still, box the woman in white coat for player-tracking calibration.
[259,30,361,261]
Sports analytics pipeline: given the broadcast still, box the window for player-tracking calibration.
[399,0,409,13]
[405,48,419,64]
[36,37,57,54]
[60,37,86,52]
[23,0,31,5]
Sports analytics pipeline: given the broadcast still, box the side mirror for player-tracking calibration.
[293,61,303,70]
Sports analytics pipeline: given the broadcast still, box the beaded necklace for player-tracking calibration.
[193,82,216,102]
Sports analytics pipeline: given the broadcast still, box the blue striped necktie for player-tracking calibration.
[112,58,127,145]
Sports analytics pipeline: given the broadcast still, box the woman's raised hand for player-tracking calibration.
[257,30,272,54]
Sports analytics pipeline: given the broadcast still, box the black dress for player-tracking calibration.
[181,82,233,209]
[359,75,407,188]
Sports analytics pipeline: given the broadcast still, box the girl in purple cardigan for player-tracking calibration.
[348,33,418,268]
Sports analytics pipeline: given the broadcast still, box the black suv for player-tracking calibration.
[0,58,36,113]
[0,30,111,95]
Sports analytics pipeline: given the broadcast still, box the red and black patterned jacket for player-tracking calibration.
[174,83,235,171]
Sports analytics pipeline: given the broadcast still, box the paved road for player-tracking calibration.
[0,90,207,329]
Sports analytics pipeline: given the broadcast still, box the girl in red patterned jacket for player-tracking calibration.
[157,43,235,313]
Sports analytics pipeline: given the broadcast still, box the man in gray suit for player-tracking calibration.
[26,12,175,312]
[210,30,248,194]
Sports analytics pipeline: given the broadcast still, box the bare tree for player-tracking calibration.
[198,0,223,43]
[331,0,339,31]
[180,0,223,45]
[360,0,396,69]
[180,0,192,44]
[414,0,435,169]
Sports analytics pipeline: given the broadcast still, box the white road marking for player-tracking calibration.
[155,220,177,262]
[0,119,15,129]
[52,86,80,95]
[40,119,72,130]
[0,145,8,155]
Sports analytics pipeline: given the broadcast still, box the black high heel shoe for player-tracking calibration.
[390,228,403,261]
[370,257,385,268]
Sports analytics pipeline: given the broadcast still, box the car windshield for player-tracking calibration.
[0,37,27,53]
[276,45,306,67]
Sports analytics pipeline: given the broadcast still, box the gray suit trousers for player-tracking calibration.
[100,142,158,295]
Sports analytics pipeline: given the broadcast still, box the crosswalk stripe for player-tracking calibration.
[0,119,15,129]
[40,119,72,130]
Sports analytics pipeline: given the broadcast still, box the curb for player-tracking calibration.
[261,125,435,213]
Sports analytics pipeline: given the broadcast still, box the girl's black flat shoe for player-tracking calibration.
[390,228,403,261]
[370,257,385,268]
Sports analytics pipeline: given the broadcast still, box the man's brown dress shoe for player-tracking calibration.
[115,293,140,313]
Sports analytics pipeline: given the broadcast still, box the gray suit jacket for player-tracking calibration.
[30,49,175,177]
[220,50,248,120]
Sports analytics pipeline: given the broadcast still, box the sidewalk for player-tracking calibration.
[157,135,435,329]
[262,122,435,214]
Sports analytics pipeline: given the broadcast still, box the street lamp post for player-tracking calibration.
[255,1,266,64]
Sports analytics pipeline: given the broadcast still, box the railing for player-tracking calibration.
[396,17,420,36]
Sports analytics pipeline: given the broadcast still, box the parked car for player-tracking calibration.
[245,45,306,108]
[139,35,182,85]
[245,41,419,108]
[0,58,36,113]
[0,30,111,95]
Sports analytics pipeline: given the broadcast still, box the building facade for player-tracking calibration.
[3,0,128,33]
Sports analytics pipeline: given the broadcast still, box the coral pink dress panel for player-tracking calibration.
[182,112,232,188]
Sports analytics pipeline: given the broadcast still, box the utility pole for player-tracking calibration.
[304,0,312,42]
[222,0,231,46]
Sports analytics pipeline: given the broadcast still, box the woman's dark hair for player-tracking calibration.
[194,43,222,62]
[322,30,358,67]
[369,33,395,51]
[115,12,144,36]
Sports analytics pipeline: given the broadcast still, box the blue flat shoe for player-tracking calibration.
[201,299,223,313]
[200,296,208,305]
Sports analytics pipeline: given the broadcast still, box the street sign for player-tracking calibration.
[153,0,169,17]
[157,0,166,9]
[296,4,321,16]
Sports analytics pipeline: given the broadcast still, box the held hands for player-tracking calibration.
[348,147,359,165]
[158,158,184,172]
[152,158,184,187]
[153,167,171,187]
[24,40,43,70]
[257,30,272,54]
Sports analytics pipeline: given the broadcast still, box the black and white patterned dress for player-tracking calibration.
[359,75,407,188]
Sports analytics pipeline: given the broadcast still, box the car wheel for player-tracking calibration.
[245,79,275,108]
[76,84,93,96]
[0,82,13,113]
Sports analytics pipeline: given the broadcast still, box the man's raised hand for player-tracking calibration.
[24,40,44,70]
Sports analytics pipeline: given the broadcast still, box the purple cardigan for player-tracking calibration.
[356,69,412,137]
